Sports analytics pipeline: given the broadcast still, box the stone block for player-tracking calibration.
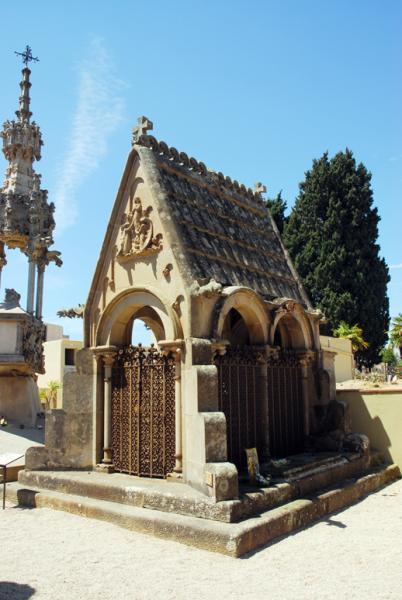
[196,365,218,411]
[203,462,239,502]
[202,411,227,462]
[189,338,213,365]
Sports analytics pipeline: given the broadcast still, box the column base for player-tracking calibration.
[95,463,115,474]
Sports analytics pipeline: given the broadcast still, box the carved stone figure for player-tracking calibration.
[118,197,162,259]
[1,288,21,309]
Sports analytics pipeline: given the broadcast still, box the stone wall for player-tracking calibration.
[25,348,94,470]
[320,335,354,383]
[337,388,402,468]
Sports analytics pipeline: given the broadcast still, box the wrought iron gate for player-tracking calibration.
[215,347,262,470]
[111,345,176,478]
[267,351,304,458]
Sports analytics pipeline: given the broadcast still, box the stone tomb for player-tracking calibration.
[20,118,399,554]
[27,118,369,495]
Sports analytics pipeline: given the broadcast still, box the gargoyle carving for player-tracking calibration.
[190,278,223,298]
[57,304,85,319]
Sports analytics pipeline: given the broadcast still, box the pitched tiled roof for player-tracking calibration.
[137,134,310,306]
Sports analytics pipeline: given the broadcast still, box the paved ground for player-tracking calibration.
[0,424,44,468]
[1,478,401,600]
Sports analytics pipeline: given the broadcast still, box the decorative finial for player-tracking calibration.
[14,45,39,67]
[254,182,267,195]
[132,116,153,145]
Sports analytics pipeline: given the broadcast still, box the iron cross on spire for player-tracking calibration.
[14,45,39,67]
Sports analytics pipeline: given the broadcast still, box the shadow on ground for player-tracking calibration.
[0,582,36,599]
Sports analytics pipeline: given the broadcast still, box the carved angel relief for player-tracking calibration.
[117,197,162,261]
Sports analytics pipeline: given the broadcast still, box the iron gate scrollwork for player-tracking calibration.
[215,347,263,470]
[267,350,304,458]
[216,347,307,469]
[111,345,176,478]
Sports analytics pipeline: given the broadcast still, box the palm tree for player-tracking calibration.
[45,380,60,410]
[333,321,369,354]
[390,314,402,356]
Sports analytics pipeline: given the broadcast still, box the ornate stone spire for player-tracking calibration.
[1,66,43,195]
[0,47,61,315]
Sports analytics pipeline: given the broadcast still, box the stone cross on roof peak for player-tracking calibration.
[254,182,267,195]
[132,116,153,145]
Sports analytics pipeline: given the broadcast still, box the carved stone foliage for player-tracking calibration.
[117,197,162,261]
[22,317,46,373]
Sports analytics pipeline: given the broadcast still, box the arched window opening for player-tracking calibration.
[222,308,250,346]
[273,314,306,350]
[131,319,156,346]
[129,306,164,346]
[273,326,282,347]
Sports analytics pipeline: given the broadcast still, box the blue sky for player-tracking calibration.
[0,0,401,341]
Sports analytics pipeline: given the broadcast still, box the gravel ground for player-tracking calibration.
[1,478,402,600]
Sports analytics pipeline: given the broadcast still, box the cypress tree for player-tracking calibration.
[265,190,287,234]
[283,149,389,367]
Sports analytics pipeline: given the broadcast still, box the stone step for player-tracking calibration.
[7,464,400,557]
[18,451,376,523]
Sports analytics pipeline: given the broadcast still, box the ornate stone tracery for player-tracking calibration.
[22,317,46,373]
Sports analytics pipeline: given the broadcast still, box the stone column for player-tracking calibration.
[35,262,45,319]
[158,340,185,479]
[26,257,36,314]
[94,347,117,473]
[298,351,315,438]
[259,347,273,462]
[0,242,6,290]
[173,350,183,474]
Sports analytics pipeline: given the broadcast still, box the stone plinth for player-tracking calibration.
[0,289,43,426]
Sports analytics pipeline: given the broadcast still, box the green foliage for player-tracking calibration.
[380,346,397,367]
[266,191,287,235]
[390,313,402,351]
[41,380,61,410]
[284,149,389,367]
[333,321,369,353]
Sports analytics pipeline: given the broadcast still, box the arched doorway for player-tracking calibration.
[109,303,176,478]
[268,313,307,458]
[216,308,264,471]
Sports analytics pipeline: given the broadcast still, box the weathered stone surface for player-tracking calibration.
[25,349,94,470]
[204,462,239,502]
[8,464,400,557]
[0,376,41,426]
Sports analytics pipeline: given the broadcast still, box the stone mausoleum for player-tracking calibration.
[27,114,356,498]
[17,106,400,556]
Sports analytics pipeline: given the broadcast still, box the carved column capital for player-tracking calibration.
[297,350,316,367]
[211,339,230,358]
[158,339,184,358]
[92,345,118,366]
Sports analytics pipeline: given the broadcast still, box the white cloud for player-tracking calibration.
[54,36,125,233]
[390,263,402,269]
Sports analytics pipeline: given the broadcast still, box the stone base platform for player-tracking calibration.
[6,463,400,556]
[13,451,374,523]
